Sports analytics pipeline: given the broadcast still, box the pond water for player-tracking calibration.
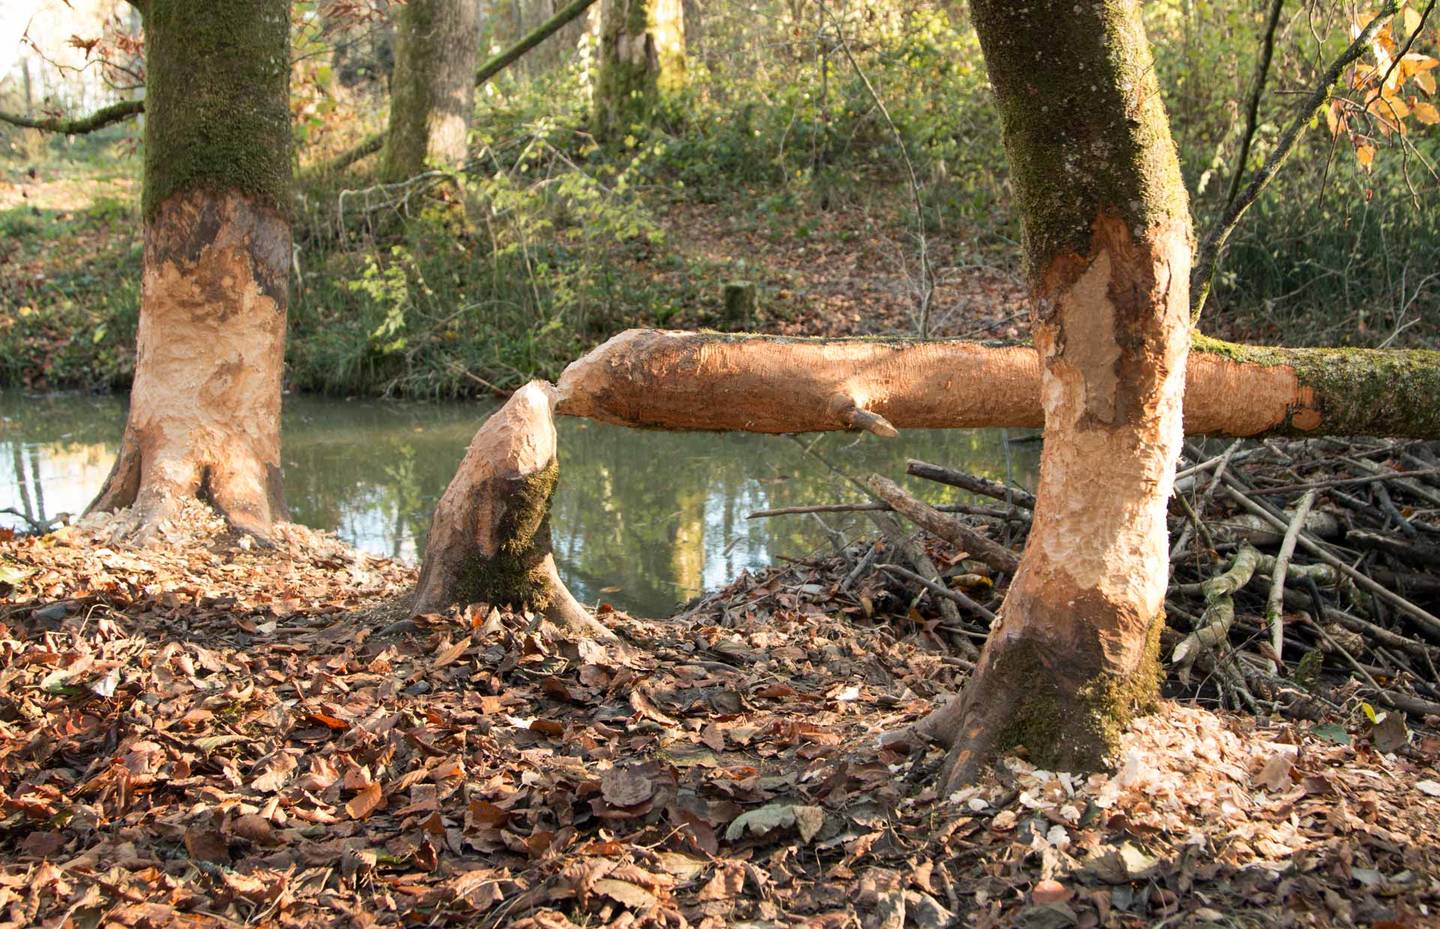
[1,391,1039,616]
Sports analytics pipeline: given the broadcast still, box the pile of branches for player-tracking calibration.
[745,436,1440,727]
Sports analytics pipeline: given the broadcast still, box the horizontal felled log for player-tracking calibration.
[554,329,1440,439]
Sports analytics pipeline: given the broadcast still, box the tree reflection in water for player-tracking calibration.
[1,391,1038,615]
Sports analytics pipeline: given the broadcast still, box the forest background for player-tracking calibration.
[2,0,1436,400]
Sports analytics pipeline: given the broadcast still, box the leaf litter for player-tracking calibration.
[0,498,1436,928]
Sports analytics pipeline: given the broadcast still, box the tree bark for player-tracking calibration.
[381,0,483,181]
[86,0,292,542]
[554,329,1440,439]
[414,382,618,642]
[592,0,684,139]
[933,0,1193,786]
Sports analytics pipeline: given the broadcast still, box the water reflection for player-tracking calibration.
[1,391,1039,615]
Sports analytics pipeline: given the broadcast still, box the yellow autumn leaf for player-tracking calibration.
[1413,100,1440,124]
[1325,101,1343,137]
[1403,6,1422,35]
[1417,70,1437,95]
[1356,143,1377,169]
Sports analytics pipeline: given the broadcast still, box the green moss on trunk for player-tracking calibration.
[450,460,560,609]
[381,0,480,182]
[142,0,291,219]
[1194,334,1440,438]
[990,617,1163,771]
[593,0,685,139]
[968,0,1188,275]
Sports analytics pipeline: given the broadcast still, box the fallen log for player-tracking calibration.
[413,381,617,642]
[554,329,1440,439]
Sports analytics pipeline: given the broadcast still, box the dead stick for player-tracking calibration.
[904,459,1036,510]
[1220,477,1440,640]
[877,563,998,623]
[865,475,1021,575]
[1251,467,1440,496]
[748,501,1015,520]
[1266,489,1315,669]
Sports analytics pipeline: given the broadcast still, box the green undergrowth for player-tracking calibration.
[1,0,1436,396]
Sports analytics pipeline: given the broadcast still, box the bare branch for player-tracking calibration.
[0,98,143,135]
[1192,0,1399,320]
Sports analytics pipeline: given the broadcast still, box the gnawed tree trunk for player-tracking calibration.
[381,0,482,180]
[88,0,292,542]
[414,382,618,642]
[932,0,1192,786]
[555,329,1440,439]
[592,0,684,139]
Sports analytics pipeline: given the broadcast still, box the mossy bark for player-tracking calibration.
[141,0,291,219]
[592,0,684,139]
[381,0,482,181]
[937,0,1191,786]
[1190,335,1440,439]
[88,0,292,542]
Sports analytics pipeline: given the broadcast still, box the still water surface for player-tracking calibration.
[1,391,1039,616]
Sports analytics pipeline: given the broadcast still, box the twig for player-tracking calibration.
[1266,490,1315,669]
[819,4,935,336]
[748,501,1016,519]
[1222,0,1286,211]
[1192,0,1400,319]
[0,98,142,134]
[905,459,1036,511]
[1219,476,1440,640]
[877,564,998,624]
[865,475,1020,575]
[1251,467,1440,496]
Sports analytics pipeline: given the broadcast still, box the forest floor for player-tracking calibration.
[1,500,1439,929]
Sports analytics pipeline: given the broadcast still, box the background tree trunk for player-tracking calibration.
[381,0,483,180]
[592,0,684,139]
[87,0,292,542]
[935,0,1193,787]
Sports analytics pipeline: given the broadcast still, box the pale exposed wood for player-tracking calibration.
[414,382,618,642]
[555,329,1440,439]
[88,191,289,542]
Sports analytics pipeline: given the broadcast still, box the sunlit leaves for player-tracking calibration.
[1331,2,1439,171]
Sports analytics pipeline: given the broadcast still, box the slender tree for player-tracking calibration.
[928,0,1194,786]
[380,0,483,180]
[592,0,684,139]
[88,0,293,542]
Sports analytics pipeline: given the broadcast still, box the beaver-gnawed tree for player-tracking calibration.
[87,0,293,542]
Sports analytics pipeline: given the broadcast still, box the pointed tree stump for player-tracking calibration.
[413,381,617,642]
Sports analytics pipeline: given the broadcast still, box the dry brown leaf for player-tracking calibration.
[346,782,384,820]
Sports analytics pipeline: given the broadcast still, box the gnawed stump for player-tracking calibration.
[413,381,617,643]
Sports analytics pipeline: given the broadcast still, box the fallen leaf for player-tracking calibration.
[601,766,655,808]
[724,803,825,843]
[346,782,384,820]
